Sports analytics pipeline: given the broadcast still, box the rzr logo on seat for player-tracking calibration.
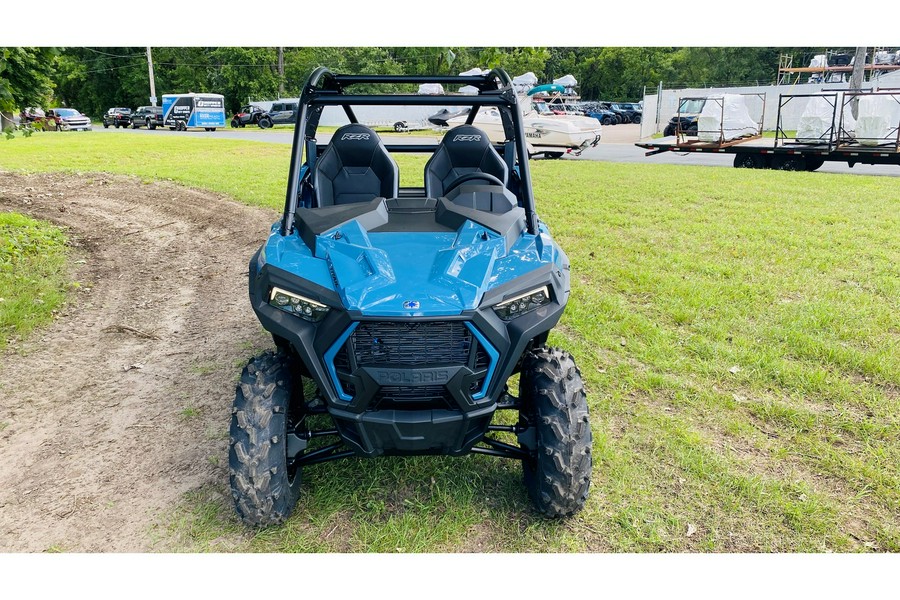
[341,132,371,141]
[453,134,482,142]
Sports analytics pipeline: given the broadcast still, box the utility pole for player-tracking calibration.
[656,81,663,134]
[147,47,158,107]
[849,46,867,119]
[277,47,285,98]
[850,46,867,90]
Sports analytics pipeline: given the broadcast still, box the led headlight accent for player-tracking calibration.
[269,287,329,322]
[493,286,551,321]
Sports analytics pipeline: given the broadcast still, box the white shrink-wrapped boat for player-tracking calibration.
[697,94,759,143]
[796,94,837,143]
[854,95,900,146]
[796,93,857,144]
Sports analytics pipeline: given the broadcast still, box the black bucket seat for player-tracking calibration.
[424,125,509,198]
[313,123,399,206]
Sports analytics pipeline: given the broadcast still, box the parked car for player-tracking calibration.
[131,106,164,129]
[47,108,92,131]
[663,98,706,137]
[102,107,132,128]
[546,102,585,116]
[580,102,618,126]
[230,105,272,128]
[609,102,641,124]
[623,103,643,122]
[595,102,623,124]
[268,101,298,125]
[19,107,46,126]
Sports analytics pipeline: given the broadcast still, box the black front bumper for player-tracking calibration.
[248,248,569,457]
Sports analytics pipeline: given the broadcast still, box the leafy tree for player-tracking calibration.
[477,47,551,78]
[44,46,830,116]
[0,47,58,126]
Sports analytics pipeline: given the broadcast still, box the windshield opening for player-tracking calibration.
[678,99,705,114]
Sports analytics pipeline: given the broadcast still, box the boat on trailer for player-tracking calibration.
[444,97,602,158]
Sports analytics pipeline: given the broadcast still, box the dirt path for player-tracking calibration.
[0,172,276,551]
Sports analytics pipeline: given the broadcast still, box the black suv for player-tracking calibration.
[131,106,164,130]
[268,101,298,125]
[609,102,641,124]
[102,107,132,128]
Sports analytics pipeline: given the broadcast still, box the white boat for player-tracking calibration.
[446,97,602,158]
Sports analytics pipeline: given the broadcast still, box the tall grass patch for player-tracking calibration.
[0,212,71,349]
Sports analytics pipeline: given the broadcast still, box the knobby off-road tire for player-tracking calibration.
[229,350,302,527]
[520,347,592,517]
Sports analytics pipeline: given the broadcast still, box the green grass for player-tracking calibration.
[0,211,71,349]
[180,406,202,420]
[2,133,899,552]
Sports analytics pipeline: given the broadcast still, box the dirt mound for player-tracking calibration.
[0,172,276,551]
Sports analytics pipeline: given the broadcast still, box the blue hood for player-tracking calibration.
[262,216,563,317]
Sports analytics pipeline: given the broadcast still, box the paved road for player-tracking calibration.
[93,124,900,177]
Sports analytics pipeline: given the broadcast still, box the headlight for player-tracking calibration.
[269,287,329,322]
[493,286,551,321]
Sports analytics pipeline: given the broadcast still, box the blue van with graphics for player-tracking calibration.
[162,93,226,131]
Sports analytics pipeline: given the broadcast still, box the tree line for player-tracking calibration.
[4,46,826,118]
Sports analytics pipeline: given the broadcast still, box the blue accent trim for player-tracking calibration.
[465,322,499,401]
[324,322,359,402]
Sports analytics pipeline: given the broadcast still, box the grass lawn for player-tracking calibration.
[0,212,71,350]
[1,133,898,552]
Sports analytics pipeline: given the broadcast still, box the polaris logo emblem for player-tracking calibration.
[452,134,482,142]
[374,369,450,385]
[341,132,371,141]
[403,300,420,310]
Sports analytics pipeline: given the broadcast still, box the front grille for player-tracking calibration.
[328,321,495,410]
[351,321,472,366]
[372,385,455,411]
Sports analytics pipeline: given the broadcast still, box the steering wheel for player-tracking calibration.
[442,172,505,197]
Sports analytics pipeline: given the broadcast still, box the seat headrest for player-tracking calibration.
[328,123,385,165]
[439,125,496,166]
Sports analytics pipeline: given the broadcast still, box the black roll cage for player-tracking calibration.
[281,66,539,236]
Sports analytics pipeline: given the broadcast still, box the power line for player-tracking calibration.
[82,61,145,75]
[156,62,276,68]
[81,47,141,59]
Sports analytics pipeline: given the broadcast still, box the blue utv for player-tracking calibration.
[231,67,593,526]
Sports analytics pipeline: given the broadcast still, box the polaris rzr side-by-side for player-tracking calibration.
[230,67,593,526]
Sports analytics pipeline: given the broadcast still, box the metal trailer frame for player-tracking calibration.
[836,89,900,152]
[774,93,840,151]
[637,90,900,171]
[674,93,765,147]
